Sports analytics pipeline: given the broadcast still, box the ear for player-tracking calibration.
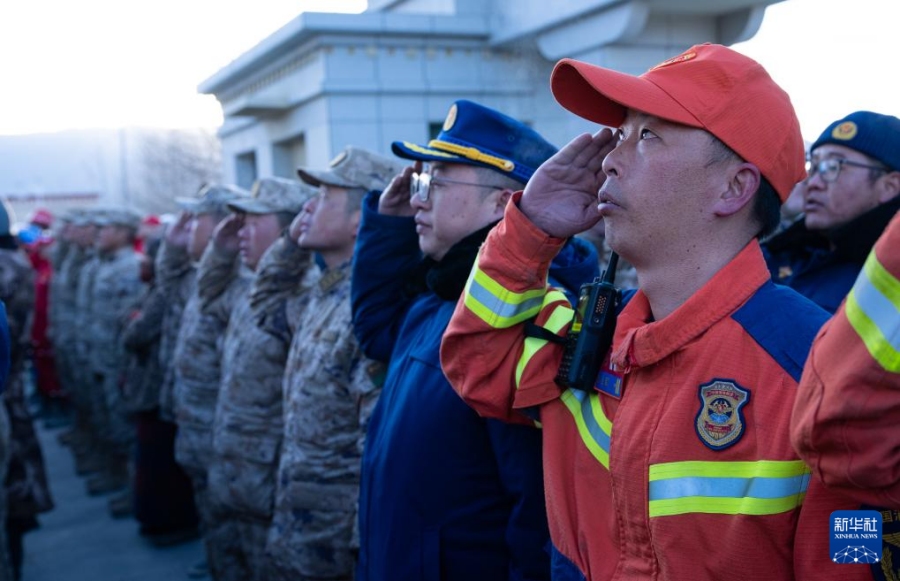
[712,163,760,217]
[876,171,900,204]
[491,189,513,218]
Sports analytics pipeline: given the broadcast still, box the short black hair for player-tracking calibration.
[751,178,781,239]
[472,166,525,192]
[708,135,781,239]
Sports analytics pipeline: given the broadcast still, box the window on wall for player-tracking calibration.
[235,151,257,190]
[273,134,306,179]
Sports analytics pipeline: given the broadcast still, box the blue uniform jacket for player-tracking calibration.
[352,193,598,581]
[763,196,900,313]
[0,301,9,393]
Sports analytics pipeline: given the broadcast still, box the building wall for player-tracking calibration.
[202,0,781,183]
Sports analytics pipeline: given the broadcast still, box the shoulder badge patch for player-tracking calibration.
[695,379,750,450]
[871,506,900,580]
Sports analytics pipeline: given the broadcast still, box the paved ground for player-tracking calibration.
[20,420,204,581]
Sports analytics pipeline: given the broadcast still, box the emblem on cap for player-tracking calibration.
[649,51,697,71]
[695,379,750,450]
[329,151,348,167]
[443,103,458,131]
[832,121,858,141]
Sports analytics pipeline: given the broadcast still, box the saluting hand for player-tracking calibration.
[212,213,243,254]
[166,211,192,248]
[378,162,421,217]
[520,128,616,239]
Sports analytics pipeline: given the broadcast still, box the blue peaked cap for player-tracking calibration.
[391,100,557,184]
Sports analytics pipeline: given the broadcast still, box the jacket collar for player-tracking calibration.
[765,196,900,264]
[611,241,769,370]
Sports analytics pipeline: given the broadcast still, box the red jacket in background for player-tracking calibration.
[792,211,900,507]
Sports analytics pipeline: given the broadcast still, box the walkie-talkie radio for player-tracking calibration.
[555,253,620,392]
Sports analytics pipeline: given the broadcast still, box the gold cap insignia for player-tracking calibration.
[443,103,458,132]
[649,51,696,72]
[832,121,858,141]
[329,151,348,167]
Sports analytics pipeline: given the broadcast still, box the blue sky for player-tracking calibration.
[0,0,896,142]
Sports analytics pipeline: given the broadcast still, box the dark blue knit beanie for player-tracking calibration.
[811,111,900,171]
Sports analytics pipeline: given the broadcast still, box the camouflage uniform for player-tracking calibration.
[173,242,247,510]
[205,178,313,581]
[49,242,88,401]
[266,147,400,581]
[265,254,382,581]
[120,284,165,414]
[72,246,100,433]
[1,244,53,579]
[155,240,196,423]
[158,186,247,430]
[87,234,144,454]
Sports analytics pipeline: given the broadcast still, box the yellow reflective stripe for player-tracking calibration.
[515,294,572,388]
[845,252,900,372]
[428,140,515,173]
[648,460,810,518]
[649,495,807,518]
[649,460,810,480]
[865,249,900,310]
[560,389,611,469]
[464,265,547,328]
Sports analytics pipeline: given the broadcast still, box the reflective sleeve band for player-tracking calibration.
[560,389,612,469]
[515,290,572,388]
[845,250,900,372]
[648,460,810,517]
[464,264,547,328]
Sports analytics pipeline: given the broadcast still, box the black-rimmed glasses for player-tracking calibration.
[806,158,888,183]
[410,172,506,203]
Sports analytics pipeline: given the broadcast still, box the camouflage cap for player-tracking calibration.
[297,146,403,192]
[94,207,142,230]
[60,208,87,225]
[176,183,250,215]
[74,208,108,227]
[227,177,316,216]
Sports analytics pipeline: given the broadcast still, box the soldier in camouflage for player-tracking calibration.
[83,208,145,496]
[205,177,313,581]
[69,211,104,476]
[263,147,400,581]
[162,185,248,560]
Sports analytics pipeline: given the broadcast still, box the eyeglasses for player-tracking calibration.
[410,172,506,203]
[806,158,888,183]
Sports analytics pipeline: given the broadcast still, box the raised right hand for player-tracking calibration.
[378,162,421,217]
[520,129,616,238]
[212,213,243,254]
[165,211,192,248]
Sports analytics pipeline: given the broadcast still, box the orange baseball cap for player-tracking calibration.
[550,43,805,202]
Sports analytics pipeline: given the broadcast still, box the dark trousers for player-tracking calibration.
[134,410,199,533]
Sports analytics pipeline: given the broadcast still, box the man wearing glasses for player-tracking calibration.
[764,111,900,312]
[350,99,599,581]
